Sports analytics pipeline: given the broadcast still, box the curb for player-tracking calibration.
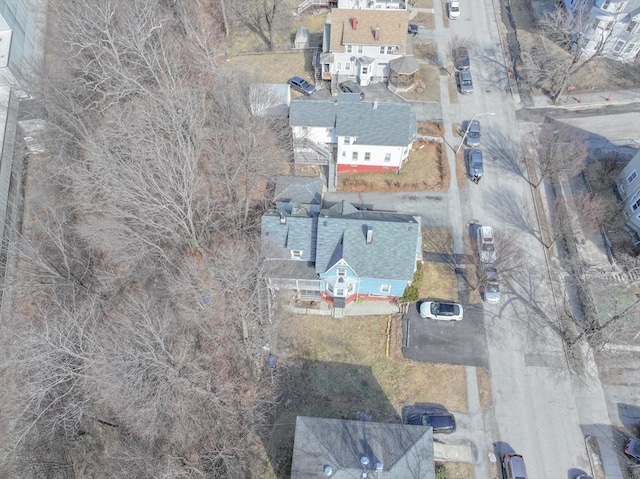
[585,435,606,479]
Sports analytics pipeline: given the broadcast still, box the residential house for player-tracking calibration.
[291,416,435,478]
[273,175,325,214]
[298,0,407,15]
[318,8,410,86]
[615,149,640,236]
[262,182,422,309]
[563,0,640,62]
[289,96,416,174]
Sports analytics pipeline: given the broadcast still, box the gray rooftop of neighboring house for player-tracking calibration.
[389,55,420,74]
[289,98,416,147]
[291,416,434,479]
[263,259,318,280]
[274,175,324,207]
[315,200,420,279]
[261,212,317,262]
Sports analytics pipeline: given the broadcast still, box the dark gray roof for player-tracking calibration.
[315,206,420,279]
[263,259,318,280]
[274,176,324,206]
[389,56,420,74]
[261,212,317,262]
[291,416,434,479]
[289,98,416,147]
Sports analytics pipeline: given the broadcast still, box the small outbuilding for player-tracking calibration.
[388,56,420,93]
[294,26,310,49]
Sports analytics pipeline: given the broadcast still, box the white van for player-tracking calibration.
[448,1,460,19]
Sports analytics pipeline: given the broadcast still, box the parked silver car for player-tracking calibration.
[456,70,473,94]
[503,453,528,479]
[482,267,501,304]
[464,119,481,147]
[477,226,497,263]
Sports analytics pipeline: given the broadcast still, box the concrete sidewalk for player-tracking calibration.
[530,88,640,109]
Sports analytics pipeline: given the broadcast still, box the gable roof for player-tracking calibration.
[328,9,409,52]
[291,416,434,479]
[315,203,420,279]
[289,98,416,147]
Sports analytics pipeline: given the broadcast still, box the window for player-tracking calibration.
[631,196,640,211]
[357,45,363,54]
[364,152,371,161]
[628,170,637,184]
[327,284,334,293]
[362,67,368,75]
[335,288,345,296]
[291,250,303,259]
[387,46,394,54]
[380,46,386,54]
[345,62,351,71]
[346,45,352,53]
[627,21,638,33]
[352,152,358,161]
[344,137,351,145]
[626,42,638,54]
[337,61,342,70]
[602,0,610,9]
[613,40,626,53]
[337,268,347,277]
[384,153,391,162]
[380,284,391,294]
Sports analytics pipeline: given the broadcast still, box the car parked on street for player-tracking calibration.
[463,119,481,146]
[408,411,456,433]
[503,453,528,479]
[339,81,364,99]
[288,76,316,96]
[625,438,640,460]
[419,300,464,321]
[482,267,501,304]
[468,149,484,179]
[477,226,497,263]
[454,47,470,70]
[456,70,473,94]
[448,0,460,19]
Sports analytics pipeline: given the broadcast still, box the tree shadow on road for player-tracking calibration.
[483,130,527,180]
[484,187,538,236]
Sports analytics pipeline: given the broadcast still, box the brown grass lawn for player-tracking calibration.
[411,12,435,30]
[399,65,441,102]
[421,228,459,301]
[443,462,476,478]
[339,141,447,192]
[477,367,493,409]
[448,73,459,103]
[413,0,434,7]
[263,313,469,477]
[455,147,468,189]
[226,51,314,84]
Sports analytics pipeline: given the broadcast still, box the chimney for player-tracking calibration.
[373,26,380,41]
[366,225,373,243]
[351,17,358,29]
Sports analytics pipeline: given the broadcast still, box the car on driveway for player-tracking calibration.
[408,411,456,433]
[456,70,473,94]
[408,24,419,35]
[503,453,528,479]
[625,438,640,460]
[288,76,316,96]
[454,47,470,70]
[482,267,501,304]
[463,119,481,147]
[477,226,497,263]
[468,149,484,179]
[448,0,460,19]
[339,81,364,99]
[419,300,463,321]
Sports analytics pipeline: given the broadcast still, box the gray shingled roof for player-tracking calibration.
[289,98,416,147]
[261,212,317,262]
[291,416,434,479]
[315,208,420,280]
[274,176,324,206]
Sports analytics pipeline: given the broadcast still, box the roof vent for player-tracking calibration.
[324,465,333,476]
[280,213,286,224]
[375,462,384,471]
[366,225,373,243]
[360,456,370,466]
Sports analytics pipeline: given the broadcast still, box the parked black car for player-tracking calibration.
[454,46,470,70]
[408,412,456,433]
[288,76,316,96]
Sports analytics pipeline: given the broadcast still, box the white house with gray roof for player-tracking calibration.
[262,182,422,309]
[615,149,640,236]
[289,96,416,175]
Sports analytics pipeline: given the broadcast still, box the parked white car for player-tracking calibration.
[477,226,497,263]
[419,300,464,321]
[448,1,460,19]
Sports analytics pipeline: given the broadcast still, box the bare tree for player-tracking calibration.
[526,0,618,103]
[229,0,291,51]
[524,124,588,188]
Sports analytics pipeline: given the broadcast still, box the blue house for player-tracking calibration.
[261,177,422,309]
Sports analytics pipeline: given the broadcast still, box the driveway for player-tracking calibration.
[403,302,488,367]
